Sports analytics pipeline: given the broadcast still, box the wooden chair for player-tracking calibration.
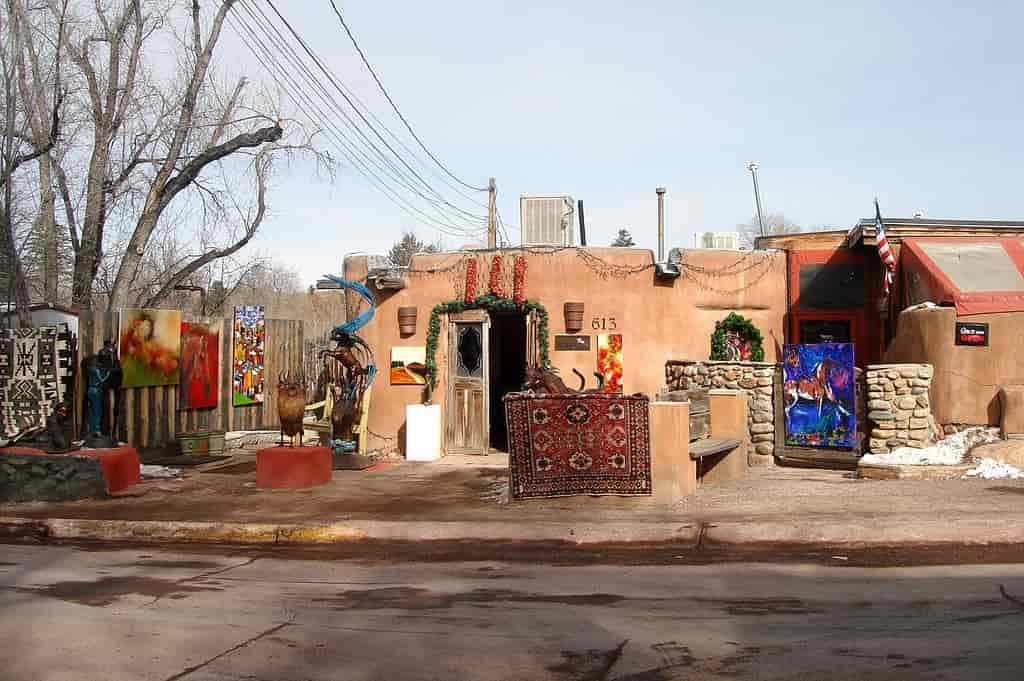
[303,385,373,454]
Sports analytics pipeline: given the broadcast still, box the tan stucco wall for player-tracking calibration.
[344,247,788,452]
[885,306,1024,425]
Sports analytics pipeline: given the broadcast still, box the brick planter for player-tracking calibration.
[256,446,332,489]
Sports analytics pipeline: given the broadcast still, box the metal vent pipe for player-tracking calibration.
[656,187,666,261]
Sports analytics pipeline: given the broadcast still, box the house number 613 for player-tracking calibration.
[591,317,617,330]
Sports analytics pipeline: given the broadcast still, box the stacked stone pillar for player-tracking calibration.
[865,363,936,454]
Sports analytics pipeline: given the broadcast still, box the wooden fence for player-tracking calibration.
[77,310,304,449]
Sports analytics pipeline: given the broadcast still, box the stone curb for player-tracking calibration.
[5,515,1024,548]
[0,517,701,546]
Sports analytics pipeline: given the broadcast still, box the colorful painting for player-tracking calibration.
[782,343,856,449]
[179,320,220,410]
[232,305,265,406]
[390,346,427,385]
[119,308,182,388]
[597,334,623,393]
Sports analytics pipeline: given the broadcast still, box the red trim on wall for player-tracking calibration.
[787,249,879,367]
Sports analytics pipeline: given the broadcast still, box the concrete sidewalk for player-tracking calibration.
[3,453,1024,547]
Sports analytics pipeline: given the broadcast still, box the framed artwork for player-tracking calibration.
[179,320,221,410]
[390,346,427,385]
[119,308,182,388]
[782,343,856,449]
[233,305,265,406]
[597,334,623,393]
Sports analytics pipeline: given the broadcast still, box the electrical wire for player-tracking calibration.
[326,0,488,193]
[230,10,485,238]
[259,0,488,224]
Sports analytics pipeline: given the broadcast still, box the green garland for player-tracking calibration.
[710,312,765,362]
[425,294,550,389]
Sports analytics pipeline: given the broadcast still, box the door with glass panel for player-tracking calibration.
[445,310,490,455]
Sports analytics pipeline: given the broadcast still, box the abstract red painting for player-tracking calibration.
[179,320,220,410]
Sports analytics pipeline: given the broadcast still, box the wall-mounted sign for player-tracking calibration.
[554,335,591,351]
[955,321,989,347]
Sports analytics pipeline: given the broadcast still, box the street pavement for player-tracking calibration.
[2,543,1024,680]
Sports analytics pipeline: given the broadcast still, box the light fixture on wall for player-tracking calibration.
[564,302,584,333]
[398,306,417,336]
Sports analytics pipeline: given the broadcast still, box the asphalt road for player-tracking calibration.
[2,543,1024,680]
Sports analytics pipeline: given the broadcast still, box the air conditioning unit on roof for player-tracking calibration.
[520,194,575,246]
[695,231,740,250]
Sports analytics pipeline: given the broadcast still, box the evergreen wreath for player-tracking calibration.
[425,294,549,389]
[710,312,765,362]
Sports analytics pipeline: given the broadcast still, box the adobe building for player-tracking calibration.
[342,246,788,459]
[760,217,1024,438]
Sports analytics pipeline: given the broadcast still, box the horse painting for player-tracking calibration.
[782,343,856,449]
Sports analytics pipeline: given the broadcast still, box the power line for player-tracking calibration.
[230,4,486,238]
[260,0,487,224]
[326,0,487,193]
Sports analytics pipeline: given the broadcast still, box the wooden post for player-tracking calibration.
[487,177,497,249]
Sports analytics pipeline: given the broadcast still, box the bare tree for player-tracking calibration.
[1,0,65,326]
[45,0,320,312]
[737,212,801,248]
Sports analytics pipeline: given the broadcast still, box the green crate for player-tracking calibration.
[177,430,226,456]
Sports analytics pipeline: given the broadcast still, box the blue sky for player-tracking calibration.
[217,1,1024,284]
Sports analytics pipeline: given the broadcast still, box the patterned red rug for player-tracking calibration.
[504,393,651,500]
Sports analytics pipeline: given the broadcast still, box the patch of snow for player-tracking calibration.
[963,459,1024,480]
[140,464,182,479]
[859,427,1001,466]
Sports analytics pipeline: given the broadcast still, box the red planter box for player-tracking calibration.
[0,445,140,493]
[256,446,332,489]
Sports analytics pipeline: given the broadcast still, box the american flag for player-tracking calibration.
[875,198,896,294]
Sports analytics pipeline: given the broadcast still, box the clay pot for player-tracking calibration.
[564,302,585,333]
[398,306,417,336]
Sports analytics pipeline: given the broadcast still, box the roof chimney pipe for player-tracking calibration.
[656,187,666,261]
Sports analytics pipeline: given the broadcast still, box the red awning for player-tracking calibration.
[901,237,1024,315]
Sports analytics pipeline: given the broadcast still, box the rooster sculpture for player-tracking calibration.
[277,371,307,447]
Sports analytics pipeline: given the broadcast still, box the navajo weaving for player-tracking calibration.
[0,327,68,436]
[504,393,651,500]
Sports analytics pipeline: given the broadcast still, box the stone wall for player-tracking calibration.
[0,451,107,502]
[665,360,777,465]
[865,363,937,454]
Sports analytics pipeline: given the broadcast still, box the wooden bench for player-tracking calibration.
[688,437,741,460]
[303,385,373,454]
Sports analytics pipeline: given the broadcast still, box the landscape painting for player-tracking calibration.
[119,308,182,388]
[597,334,623,393]
[390,347,427,385]
[179,320,221,410]
[233,305,266,406]
[783,342,856,449]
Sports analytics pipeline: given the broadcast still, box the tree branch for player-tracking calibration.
[143,154,268,307]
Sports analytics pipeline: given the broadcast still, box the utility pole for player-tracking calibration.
[487,177,497,249]
[746,162,766,237]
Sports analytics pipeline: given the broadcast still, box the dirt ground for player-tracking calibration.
[4,451,1024,526]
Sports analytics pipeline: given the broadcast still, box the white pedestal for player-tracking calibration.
[405,404,442,461]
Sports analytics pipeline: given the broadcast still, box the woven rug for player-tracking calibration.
[0,327,68,436]
[504,393,651,500]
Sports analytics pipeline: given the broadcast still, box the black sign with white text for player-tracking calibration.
[554,335,591,351]
[955,321,989,347]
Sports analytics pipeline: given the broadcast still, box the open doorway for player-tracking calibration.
[488,311,526,450]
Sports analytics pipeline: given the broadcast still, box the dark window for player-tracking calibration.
[799,319,852,344]
[798,264,865,310]
[456,325,483,377]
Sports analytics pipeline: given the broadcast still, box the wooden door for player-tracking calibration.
[445,311,490,455]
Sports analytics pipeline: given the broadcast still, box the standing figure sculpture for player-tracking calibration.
[82,340,122,445]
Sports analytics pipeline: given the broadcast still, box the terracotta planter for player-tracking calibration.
[564,302,585,333]
[397,306,417,336]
